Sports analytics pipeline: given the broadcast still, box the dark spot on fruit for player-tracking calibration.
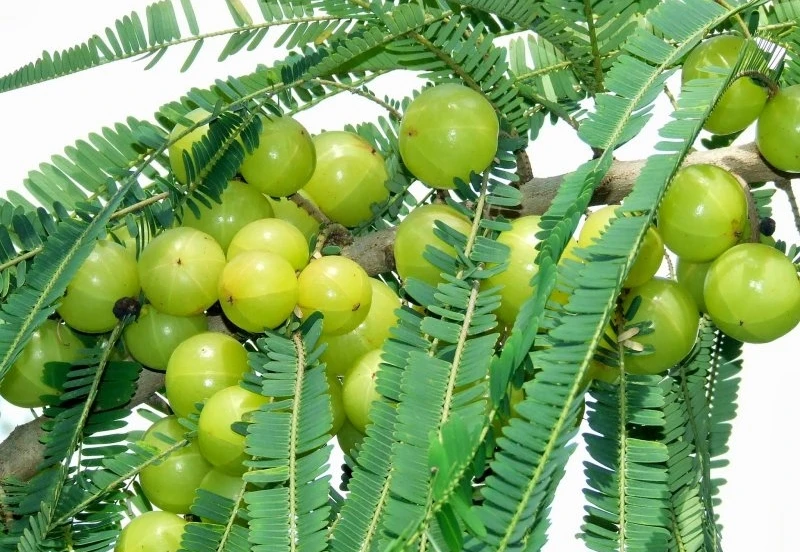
[739,320,744,326]
[370,148,376,155]
[226,295,234,305]
[176,258,183,265]
[352,303,361,312]
[407,129,418,137]
[113,297,141,321]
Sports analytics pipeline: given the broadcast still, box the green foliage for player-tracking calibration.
[0,0,794,551]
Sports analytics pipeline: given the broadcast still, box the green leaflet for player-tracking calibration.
[0,0,358,92]
[471,0,764,549]
[241,316,333,552]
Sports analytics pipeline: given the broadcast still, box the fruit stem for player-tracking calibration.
[289,192,331,225]
[714,0,751,38]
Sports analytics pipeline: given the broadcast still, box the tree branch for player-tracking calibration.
[0,142,784,484]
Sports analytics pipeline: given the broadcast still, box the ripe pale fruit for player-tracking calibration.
[266,192,320,242]
[320,278,401,377]
[239,115,316,197]
[197,385,269,475]
[577,205,664,288]
[394,203,472,288]
[342,349,383,433]
[756,84,800,172]
[165,332,250,418]
[621,278,700,375]
[675,257,712,313]
[399,83,499,189]
[123,305,207,371]
[138,227,226,316]
[704,243,800,343]
[657,164,747,262]
[57,240,140,333]
[114,510,186,552]
[168,107,211,185]
[302,131,389,227]
[297,256,373,335]
[181,180,274,252]
[682,34,768,135]
[227,218,310,270]
[0,320,80,408]
[139,416,211,514]
[218,251,298,333]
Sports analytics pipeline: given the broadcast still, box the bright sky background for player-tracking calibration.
[1,2,799,551]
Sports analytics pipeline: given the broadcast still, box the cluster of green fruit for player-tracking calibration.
[0,82,504,550]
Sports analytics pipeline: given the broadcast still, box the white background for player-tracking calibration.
[1,2,798,550]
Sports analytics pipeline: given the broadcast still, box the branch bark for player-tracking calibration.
[342,142,784,276]
[0,142,783,483]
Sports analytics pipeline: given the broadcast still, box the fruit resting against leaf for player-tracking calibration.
[342,349,383,433]
[393,202,472,290]
[197,384,269,475]
[681,34,768,135]
[657,164,747,262]
[577,205,664,288]
[138,416,211,514]
[704,243,800,343]
[756,84,800,172]
[399,83,499,189]
[302,131,389,227]
[239,114,316,197]
[168,107,212,185]
[619,277,700,375]
[0,320,79,408]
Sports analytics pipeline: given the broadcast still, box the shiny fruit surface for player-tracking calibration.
[320,278,400,377]
[399,83,499,189]
[704,243,800,343]
[123,306,207,371]
[394,203,472,288]
[302,131,389,227]
[297,256,372,335]
[756,84,800,172]
[342,349,382,433]
[139,416,211,514]
[165,332,251,418]
[114,510,186,552]
[577,205,664,288]
[621,278,699,375]
[218,251,298,333]
[168,108,211,185]
[138,227,226,316]
[181,180,273,252]
[266,193,320,242]
[239,115,316,197]
[657,164,747,262]
[197,385,269,475]
[682,35,768,135]
[675,257,712,313]
[0,320,80,408]
[57,240,140,333]
[227,218,310,270]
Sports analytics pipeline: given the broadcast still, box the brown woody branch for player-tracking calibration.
[0,142,785,484]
